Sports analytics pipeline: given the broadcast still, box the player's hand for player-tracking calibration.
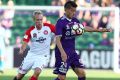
[107,28,113,32]
[18,49,24,55]
[61,51,67,62]
[100,28,112,32]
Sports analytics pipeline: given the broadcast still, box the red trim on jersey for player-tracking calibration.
[23,26,35,43]
[43,23,55,33]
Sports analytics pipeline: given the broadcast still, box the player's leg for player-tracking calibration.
[53,60,69,80]
[72,68,86,80]
[13,73,25,80]
[0,48,5,73]
[53,49,71,80]
[54,74,66,80]
[29,67,41,80]
[29,55,49,80]
[71,53,86,80]
[0,55,4,73]
[13,56,34,80]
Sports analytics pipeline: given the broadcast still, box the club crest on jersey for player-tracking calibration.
[43,30,48,35]
[33,33,37,38]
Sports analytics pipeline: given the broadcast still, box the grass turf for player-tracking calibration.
[0,69,120,80]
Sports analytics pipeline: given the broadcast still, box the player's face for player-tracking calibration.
[34,14,43,29]
[65,7,76,19]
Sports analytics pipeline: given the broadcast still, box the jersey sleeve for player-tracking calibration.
[50,24,55,34]
[55,20,63,36]
[23,26,34,43]
[44,23,55,34]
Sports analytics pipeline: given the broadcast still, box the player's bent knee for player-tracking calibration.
[76,69,86,77]
[34,68,41,74]
[79,70,86,77]
[16,73,25,80]
[58,75,66,80]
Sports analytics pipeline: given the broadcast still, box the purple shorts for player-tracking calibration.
[53,52,85,75]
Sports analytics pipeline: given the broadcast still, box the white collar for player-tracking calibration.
[35,24,43,31]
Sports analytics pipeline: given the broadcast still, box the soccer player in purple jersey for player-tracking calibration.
[53,1,111,80]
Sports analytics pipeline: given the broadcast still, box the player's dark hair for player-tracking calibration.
[64,1,77,9]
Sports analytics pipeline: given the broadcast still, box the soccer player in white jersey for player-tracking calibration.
[13,10,55,80]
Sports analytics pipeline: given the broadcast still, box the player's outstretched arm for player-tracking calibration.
[84,27,112,32]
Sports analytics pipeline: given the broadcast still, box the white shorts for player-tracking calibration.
[18,52,50,74]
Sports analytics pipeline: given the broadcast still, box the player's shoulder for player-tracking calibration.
[56,16,65,23]
[43,23,55,27]
[59,16,66,21]
[73,17,78,20]
[43,23,55,33]
[73,17,80,22]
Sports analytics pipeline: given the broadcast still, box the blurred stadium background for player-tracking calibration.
[0,0,120,80]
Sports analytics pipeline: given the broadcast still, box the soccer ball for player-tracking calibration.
[71,23,84,35]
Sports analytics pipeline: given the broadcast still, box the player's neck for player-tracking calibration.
[66,16,71,19]
[36,25,42,30]
[64,13,72,21]
[65,13,71,19]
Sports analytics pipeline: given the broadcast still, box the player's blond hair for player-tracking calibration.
[33,10,43,16]
[32,10,43,21]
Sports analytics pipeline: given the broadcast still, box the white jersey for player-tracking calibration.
[23,23,55,55]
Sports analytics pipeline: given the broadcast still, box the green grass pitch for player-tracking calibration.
[0,69,120,80]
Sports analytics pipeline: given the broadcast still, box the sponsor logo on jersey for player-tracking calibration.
[33,33,37,38]
[36,37,46,43]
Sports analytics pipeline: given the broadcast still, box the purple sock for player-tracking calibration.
[54,78,60,80]
[78,77,86,80]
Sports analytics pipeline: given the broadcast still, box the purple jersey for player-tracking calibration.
[54,15,85,75]
[55,15,80,55]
